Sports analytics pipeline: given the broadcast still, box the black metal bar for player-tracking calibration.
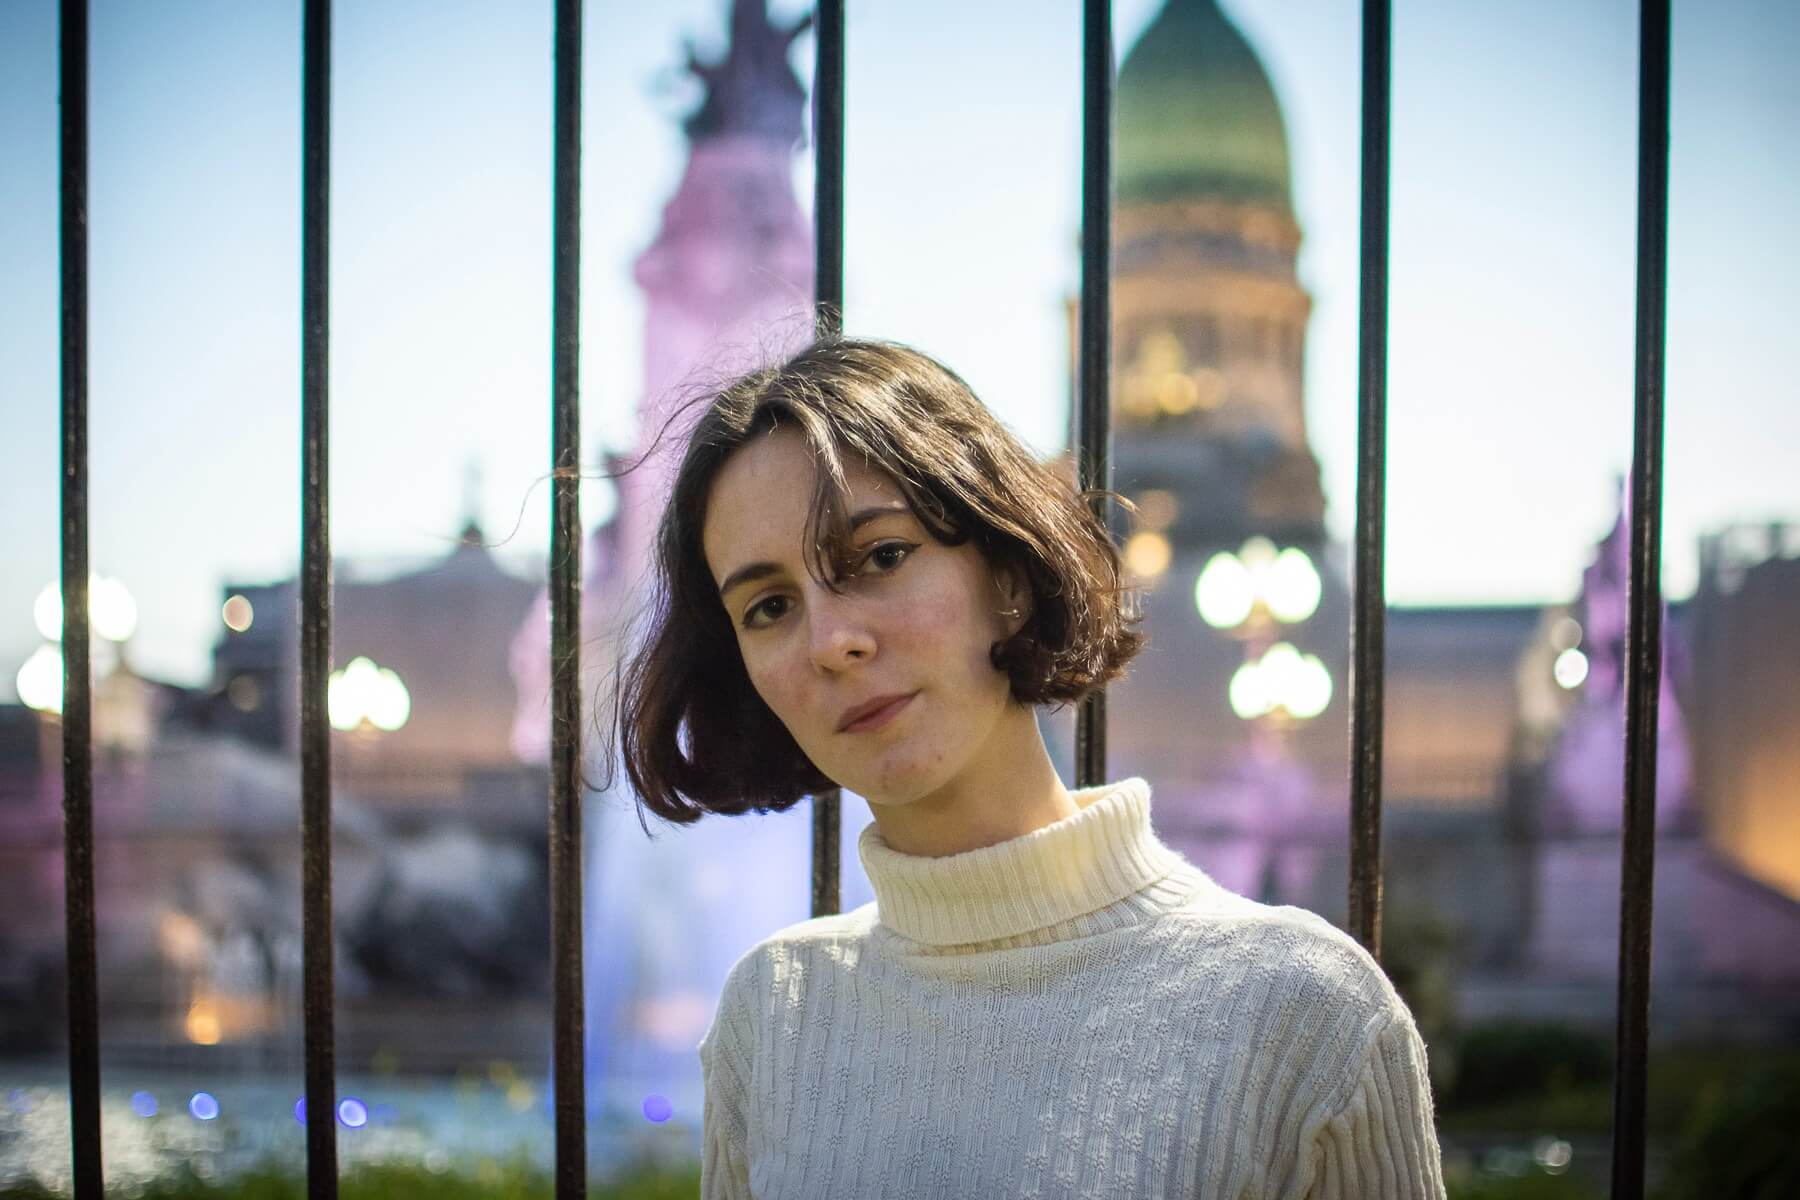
[58,2,101,1195]
[298,1,337,1195]
[1074,0,1113,792]
[813,0,843,340]
[811,0,846,920]
[1347,0,1392,960]
[1610,3,1671,1196]
[811,793,841,920]
[548,0,586,1192]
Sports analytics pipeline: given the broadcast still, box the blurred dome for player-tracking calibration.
[1116,0,1294,210]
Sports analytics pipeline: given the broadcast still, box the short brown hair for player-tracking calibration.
[617,337,1143,823]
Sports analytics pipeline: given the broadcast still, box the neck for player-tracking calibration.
[863,703,1073,858]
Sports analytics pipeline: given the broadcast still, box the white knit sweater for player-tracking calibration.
[698,778,1447,1199]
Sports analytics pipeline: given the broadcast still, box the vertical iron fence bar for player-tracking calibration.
[298,1,338,1194]
[1610,2,1671,1196]
[813,0,844,340]
[1347,0,1391,959]
[1074,0,1113,792]
[58,1,102,1195]
[548,0,586,1192]
[811,0,845,920]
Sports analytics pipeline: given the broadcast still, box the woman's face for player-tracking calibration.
[701,424,1025,808]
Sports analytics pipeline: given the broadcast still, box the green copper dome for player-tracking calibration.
[1116,0,1293,210]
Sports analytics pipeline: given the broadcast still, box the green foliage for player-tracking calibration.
[1445,1172,1600,1200]
[1381,910,1460,1042]
[1439,1028,1800,1150]
[1449,1022,1613,1111]
[0,1156,702,1200]
[1654,1062,1800,1200]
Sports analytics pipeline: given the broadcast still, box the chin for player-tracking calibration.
[837,746,967,810]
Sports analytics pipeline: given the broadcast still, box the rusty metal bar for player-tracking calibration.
[1074,0,1113,792]
[298,1,338,1195]
[548,0,586,1191]
[1347,0,1392,960]
[811,0,845,920]
[1610,2,1671,1196]
[58,1,101,1195]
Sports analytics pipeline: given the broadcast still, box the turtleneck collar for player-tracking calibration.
[855,777,1189,947]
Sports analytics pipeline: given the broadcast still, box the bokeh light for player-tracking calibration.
[1196,539,1320,629]
[185,1000,222,1045]
[31,585,59,642]
[1196,553,1254,628]
[337,1098,369,1128]
[1133,489,1179,531]
[129,1091,158,1118]
[641,1094,673,1123]
[1266,548,1322,624]
[222,594,254,632]
[33,576,138,643]
[1124,531,1173,580]
[1228,642,1333,720]
[1553,647,1590,690]
[15,645,63,715]
[188,1092,220,1121]
[1533,1136,1573,1174]
[327,656,412,732]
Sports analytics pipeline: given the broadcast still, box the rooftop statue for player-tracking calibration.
[681,0,810,145]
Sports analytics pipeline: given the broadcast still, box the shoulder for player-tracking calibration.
[701,902,878,1068]
[712,902,881,1012]
[1161,865,1413,1033]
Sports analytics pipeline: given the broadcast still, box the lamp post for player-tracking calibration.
[326,656,411,735]
[1193,538,1332,729]
[326,655,412,800]
[18,574,138,717]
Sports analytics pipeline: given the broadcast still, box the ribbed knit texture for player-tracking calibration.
[698,778,1447,1199]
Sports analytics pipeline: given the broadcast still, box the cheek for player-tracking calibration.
[895,575,1004,676]
[739,642,812,731]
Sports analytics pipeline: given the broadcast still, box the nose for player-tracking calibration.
[806,587,876,673]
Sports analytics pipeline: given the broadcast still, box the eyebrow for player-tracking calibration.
[716,504,911,600]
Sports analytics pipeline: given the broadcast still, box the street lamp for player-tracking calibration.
[1194,537,1321,632]
[327,656,411,733]
[1229,642,1333,722]
[35,575,138,643]
[1193,539,1331,726]
[19,576,139,715]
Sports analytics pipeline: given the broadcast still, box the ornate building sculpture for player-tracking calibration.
[1111,0,1325,545]
[1092,0,1348,906]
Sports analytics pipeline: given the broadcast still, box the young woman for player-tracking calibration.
[619,337,1446,1199]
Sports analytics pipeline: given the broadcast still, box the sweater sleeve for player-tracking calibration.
[698,999,754,1200]
[1304,1015,1447,1200]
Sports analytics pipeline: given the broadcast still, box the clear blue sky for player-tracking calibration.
[2,0,1796,692]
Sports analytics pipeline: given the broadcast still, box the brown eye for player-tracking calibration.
[743,595,790,629]
[864,541,916,573]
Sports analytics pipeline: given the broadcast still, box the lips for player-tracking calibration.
[837,691,916,733]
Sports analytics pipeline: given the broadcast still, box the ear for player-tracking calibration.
[992,558,1033,638]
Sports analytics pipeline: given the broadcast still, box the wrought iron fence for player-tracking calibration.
[51,1,1672,1197]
